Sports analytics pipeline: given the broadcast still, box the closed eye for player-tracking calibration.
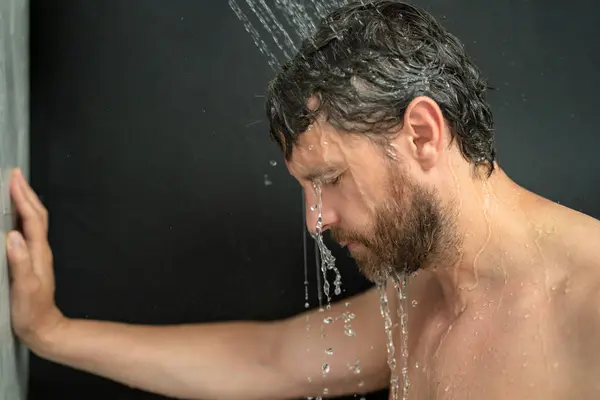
[327,174,343,186]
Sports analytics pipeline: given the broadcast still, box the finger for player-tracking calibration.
[10,170,48,244]
[6,230,34,283]
[15,169,48,225]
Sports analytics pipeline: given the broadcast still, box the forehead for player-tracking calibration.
[285,120,380,181]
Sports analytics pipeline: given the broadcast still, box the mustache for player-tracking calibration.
[329,227,370,245]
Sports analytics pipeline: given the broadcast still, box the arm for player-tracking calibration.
[34,287,393,400]
[6,168,394,400]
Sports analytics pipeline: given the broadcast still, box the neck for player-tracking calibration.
[429,163,546,316]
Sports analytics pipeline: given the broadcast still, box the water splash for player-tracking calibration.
[311,181,343,304]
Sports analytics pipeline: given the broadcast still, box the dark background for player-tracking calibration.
[29,1,599,399]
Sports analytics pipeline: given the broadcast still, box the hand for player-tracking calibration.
[6,168,66,350]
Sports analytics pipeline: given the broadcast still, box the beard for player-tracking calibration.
[329,166,460,284]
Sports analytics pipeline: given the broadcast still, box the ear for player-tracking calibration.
[401,96,446,171]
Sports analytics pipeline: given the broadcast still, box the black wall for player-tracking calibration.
[29,1,600,399]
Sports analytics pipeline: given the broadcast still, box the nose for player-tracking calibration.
[304,190,339,235]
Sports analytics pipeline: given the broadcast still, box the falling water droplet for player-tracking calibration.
[263,174,272,186]
[269,160,277,166]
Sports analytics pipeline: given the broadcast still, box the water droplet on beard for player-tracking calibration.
[269,160,277,166]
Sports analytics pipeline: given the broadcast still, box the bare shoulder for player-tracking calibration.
[542,199,600,268]
[554,245,600,394]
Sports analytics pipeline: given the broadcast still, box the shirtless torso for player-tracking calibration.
[396,197,600,400]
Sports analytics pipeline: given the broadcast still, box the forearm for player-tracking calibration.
[32,318,288,400]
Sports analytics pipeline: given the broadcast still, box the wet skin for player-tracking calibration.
[286,97,600,399]
[6,96,600,400]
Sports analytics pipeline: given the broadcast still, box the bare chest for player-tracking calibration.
[396,297,570,400]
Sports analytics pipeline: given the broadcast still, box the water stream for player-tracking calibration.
[228,0,350,70]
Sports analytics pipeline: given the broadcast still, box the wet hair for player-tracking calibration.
[265,0,496,176]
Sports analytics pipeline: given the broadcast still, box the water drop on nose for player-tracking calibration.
[269,160,277,166]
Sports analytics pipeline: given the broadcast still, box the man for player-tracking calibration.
[6,1,600,399]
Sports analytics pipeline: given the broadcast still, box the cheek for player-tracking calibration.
[342,170,382,214]
[328,176,376,230]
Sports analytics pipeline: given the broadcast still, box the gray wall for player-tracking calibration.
[0,0,29,399]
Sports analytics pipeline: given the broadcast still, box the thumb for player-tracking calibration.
[6,230,34,281]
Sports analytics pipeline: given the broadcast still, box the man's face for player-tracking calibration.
[286,120,455,282]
